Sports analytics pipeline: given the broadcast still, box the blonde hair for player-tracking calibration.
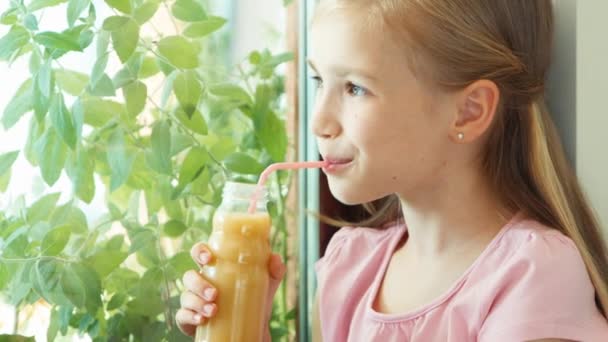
[316,0,608,316]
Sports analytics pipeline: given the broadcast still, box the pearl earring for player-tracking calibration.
[457,132,464,140]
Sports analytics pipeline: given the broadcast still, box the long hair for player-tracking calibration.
[316,0,608,316]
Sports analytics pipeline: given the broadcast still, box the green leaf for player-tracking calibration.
[0,25,29,61]
[50,94,77,149]
[90,53,109,87]
[128,228,156,254]
[173,70,201,117]
[35,128,67,186]
[176,108,207,135]
[145,120,172,174]
[28,0,68,11]
[111,18,139,63]
[0,261,9,290]
[60,263,101,312]
[158,36,199,69]
[96,30,110,58]
[163,219,187,237]
[123,80,147,116]
[223,152,264,175]
[72,97,83,140]
[27,192,61,223]
[36,59,53,98]
[24,116,43,165]
[183,16,226,38]
[0,168,10,192]
[0,151,19,176]
[104,0,132,14]
[256,111,287,162]
[60,264,85,308]
[134,0,160,24]
[32,80,50,122]
[47,307,60,342]
[208,83,252,105]
[74,264,102,313]
[107,128,134,191]
[55,69,89,96]
[66,147,95,203]
[166,251,195,280]
[102,15,129,31]
[85,250,127,278]
[24,14,39,31]
[2,79,33,130]
[34,31,82,52]
[173,146,207,197]
[0,8,19,25]
[29,49,42,73]
[106,293,126,310]
[49,203,88,233]
[41,225,71,256]
[138,55,160,78]
[160,70,177,107]
[172,0,207,22]
[34,259,71,306]
[87,73,115,96]
[82,98,123,127]
[77,28,94,50]
[67,0,90,28]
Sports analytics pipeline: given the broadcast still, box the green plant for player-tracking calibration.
[0,0,296,340]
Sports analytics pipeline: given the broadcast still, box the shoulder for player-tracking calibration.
[478,217,608,341]
[497,218,590,285]
[314,223,403,274]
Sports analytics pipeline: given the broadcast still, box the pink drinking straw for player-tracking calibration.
[248,161,328,214]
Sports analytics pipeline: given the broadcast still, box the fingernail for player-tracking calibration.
[199,252,210,264]
[203,304,215,317]
[203,287,216,301]
[193,313,202,322]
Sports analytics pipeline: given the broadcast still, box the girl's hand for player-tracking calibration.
[175,242,287,338]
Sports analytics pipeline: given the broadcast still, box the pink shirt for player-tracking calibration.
[315,213,608,341]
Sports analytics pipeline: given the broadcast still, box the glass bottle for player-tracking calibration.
[195,181,271,342]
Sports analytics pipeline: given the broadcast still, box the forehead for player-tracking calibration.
[309,7,405,75]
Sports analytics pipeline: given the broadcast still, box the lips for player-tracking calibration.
[322,156,353,174]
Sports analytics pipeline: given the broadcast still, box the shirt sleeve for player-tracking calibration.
[478,230,608,341]
[314,226,354,277]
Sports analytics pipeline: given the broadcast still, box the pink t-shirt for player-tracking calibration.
[315,213,608,341]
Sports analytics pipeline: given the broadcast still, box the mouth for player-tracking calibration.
[322,156,354,174]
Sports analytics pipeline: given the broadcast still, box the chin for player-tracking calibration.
[327,180,381,206]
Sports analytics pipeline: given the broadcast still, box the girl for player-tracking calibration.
[176,0,608,341]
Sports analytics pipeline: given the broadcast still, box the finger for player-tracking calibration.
[190,242,213,267]
[182,270,218,301]
[269,253,287,281]
[180,291,218,318]
[175,308,206,336]
[265,254,287,322]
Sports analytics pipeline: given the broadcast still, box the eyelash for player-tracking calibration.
[310,76,368,97]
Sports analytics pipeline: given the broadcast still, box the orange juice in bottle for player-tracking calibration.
[195,181,271,342]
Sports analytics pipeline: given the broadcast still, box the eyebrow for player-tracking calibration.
[306,58,378,82]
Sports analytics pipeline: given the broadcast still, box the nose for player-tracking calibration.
[311,92,342,140]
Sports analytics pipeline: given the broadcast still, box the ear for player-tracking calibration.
[450,80,500,143]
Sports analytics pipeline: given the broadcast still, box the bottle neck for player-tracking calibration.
[219,181,268,214]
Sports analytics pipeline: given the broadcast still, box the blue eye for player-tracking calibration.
[347,82,367,96]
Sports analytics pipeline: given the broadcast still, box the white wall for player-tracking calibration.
[548,0,608,233]
[576,1,608,231]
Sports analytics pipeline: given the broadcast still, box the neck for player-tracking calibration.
[396,166,514,259]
